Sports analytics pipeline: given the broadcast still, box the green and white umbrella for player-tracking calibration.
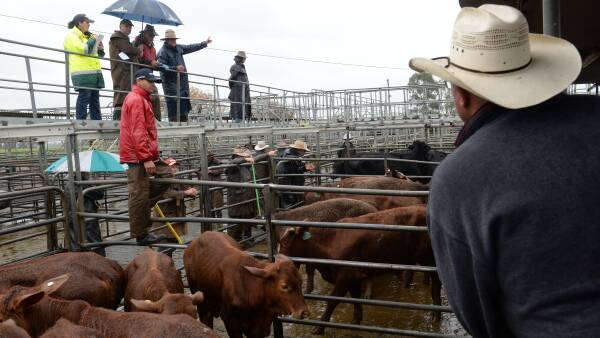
[46,150,127,173]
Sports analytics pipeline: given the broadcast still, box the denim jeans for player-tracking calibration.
[76,89,101,120]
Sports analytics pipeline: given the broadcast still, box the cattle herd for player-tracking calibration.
[0,142,445,338]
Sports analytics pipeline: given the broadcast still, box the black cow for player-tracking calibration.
[333,140,446,179]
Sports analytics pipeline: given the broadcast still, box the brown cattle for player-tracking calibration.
[0,319,30,338]
[0,252,124,309]
[184,231,308,338]
[39,319,102,338]
[274,198,378,293]
[304,176,427,209]
[124,249,203,318]
[0,275,219,338]
[278,204,440,335]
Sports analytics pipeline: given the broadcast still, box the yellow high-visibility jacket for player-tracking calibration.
[63,26,105,89]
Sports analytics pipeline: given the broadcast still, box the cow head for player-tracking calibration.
[408,141,431,160]
[242,255,309,319]
[278,226,310,257]
[0,319,30,338]
[0,274,69,334]
[130,291,203,319]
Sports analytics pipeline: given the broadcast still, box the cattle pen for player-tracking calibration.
[0,36,471,338]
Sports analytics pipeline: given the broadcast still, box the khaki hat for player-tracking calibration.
[254,140,270,151]
[276,140,288,149]
[236,51,247,58]
[289,139,309,151]
[232,146,251,157]
[408,4,581,109]
[161,29,179,40]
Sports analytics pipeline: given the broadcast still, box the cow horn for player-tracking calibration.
[131,299,160,313]
[191,291,204,305]
[242,265,273,279]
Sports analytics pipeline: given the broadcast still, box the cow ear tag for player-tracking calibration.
[302,231,312,241]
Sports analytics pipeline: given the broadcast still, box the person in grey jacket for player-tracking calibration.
[228,51,251,123]
[410,4,600,338]
[157,29,212,122]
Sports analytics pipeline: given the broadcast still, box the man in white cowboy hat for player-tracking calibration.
[252,140,276,183]
[411,4,600,337]
[228,51,251,123]
[276,139,315,209]
[157,29,212,122]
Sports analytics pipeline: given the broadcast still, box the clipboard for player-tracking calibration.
[92,34,104,55]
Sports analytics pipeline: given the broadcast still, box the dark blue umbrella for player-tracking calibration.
[102,0,183,26]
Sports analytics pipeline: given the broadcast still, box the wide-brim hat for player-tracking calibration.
[141,24,158,37]
[254,140,270,151]
[236,51,247,59]
[289,140,309,151]
[276,141,288,149]
[408,4,581,109]
[161,29,179,40]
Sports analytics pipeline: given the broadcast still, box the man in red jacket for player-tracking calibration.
[120,68,172,245]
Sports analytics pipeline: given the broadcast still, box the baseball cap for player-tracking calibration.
[120,19,134,26]
[134,68,162,83]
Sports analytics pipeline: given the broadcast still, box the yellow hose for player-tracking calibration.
[152,204,184,245]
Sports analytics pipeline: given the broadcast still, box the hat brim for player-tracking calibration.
[137,77,162,84]
[254,145,269,150]
[160,37,179,40]
[408,34,581,109]
[289,145,309,151]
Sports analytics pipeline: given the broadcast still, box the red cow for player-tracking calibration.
[184,231,308,338]
[304,176,427,209]
[39,319,102,338]
[0,319,30,338]
[274,198,378,293]
[0,275,219,338]
[0,252,124,309]
[124,248,203,318]
[279,204,440,335]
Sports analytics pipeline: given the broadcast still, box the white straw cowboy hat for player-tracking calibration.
[409,4,581,109]
[289,139,309,151]
[160,29,179,40]
[254,140,270,151]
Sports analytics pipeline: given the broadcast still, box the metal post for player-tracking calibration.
[64,135,80,250]
[212,77,218,128]
[65,54,71,119]
[39,141,58,251]
[198,134,212,232]
[176,72,181,124]
[241,83,246,123]
[315,131,321,186]
[543,0,561,37]
[25,57,37,117]
[264,185,284,337]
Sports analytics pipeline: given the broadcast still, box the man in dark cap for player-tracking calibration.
[109,18,142,120]
[120,68,173,245]
[134,24,163,120]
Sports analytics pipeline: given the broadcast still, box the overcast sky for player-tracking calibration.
[0,0,460,110]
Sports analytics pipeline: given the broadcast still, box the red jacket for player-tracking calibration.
[119,85,159,164]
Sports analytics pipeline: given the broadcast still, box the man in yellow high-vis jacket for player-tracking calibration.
[64,14,105,120]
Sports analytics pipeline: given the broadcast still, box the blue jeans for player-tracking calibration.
[76,89,101,120]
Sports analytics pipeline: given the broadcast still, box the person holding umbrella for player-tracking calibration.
[109,19,141,120]
[64,14,105,120]
[134,24,163,120]
[157,29,212,122]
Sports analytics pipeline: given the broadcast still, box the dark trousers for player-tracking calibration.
[126,162,173,238]
[76,89,101,120]
[165,97,190,122]
[68,214,105,256]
